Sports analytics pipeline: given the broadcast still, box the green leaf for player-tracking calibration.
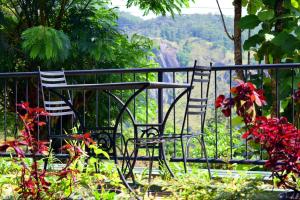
[21,26,70,62]
[243,34,264,50]
[257,10,274,21]
[271,31,299,53]
[291,0,299,8]
[239,15,261,29]
[89,157,97,165]
[262,0,276,7]
[95,148,110,159]
[294,26,300,39]
[247,0,264,15]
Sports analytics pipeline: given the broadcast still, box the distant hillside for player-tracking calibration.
[117,12,234,67]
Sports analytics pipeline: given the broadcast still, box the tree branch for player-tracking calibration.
[55,0,69,29]
[216,0,234,40]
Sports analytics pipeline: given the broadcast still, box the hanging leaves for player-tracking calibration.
[257,10,274,21]
[271,31,300,53]
[243,34,264,50]
[126,0,193,16]
[21,26,71,62]
[239,15,261,29]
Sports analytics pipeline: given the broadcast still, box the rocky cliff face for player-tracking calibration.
[154,40,180,68]
[153,38,234,69]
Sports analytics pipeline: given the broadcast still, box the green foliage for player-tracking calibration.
[242,0,300,62]
[177,42,192,66]
[162,171,263,200]
[118,12,234,50]
[22,26,71,62]
[0,0,159,71]
[239,15,261,29]
[126,0,192,16]
[243,34,264,50]
[257,10,274,21]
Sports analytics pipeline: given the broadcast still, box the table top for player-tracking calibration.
[44,81,191,91]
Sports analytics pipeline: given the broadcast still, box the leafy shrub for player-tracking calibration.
[215,79,266,124]
[0,102,95,198]
[217,80,300,192]
[243,116,300,191]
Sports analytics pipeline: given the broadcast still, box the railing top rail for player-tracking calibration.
[1,63,300,78]
[212,63,300,70]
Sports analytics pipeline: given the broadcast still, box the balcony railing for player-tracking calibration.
[0,63,299,165]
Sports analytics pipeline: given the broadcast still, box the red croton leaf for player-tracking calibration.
[244,116,300,189]
[71,132,95,146]
[215,95,225,108]
[39,170,50,190]
[37,121,47,126]
[0,143,9,151]
[222,108,231,117]
[0,141,27,157]
[17,102,30,110]
[57,169,79,182]
[36,141,49,155]
[216,80,267,124]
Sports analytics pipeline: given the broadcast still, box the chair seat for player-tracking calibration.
[128,133,204,147]
[135,123,163,127]
[162,132,204,139]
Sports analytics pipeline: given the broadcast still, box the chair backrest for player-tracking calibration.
[182,61,212,133]
[39,69,74,117]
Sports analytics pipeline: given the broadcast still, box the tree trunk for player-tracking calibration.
[233,0,245,80]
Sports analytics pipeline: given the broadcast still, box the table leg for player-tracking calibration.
[107,86,147,196]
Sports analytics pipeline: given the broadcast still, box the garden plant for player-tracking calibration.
[217,79,300,198]
[0,102,122,199]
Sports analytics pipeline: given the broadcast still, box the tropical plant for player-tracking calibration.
[242,116,300,192]
[0,102,95,198]
[126,0,193,16]
[240,0,300,116]
[241,0,300,63]
[217,80,300,192]
[215,80,266,124]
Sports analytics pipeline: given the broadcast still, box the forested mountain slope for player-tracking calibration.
[117,12,234,67]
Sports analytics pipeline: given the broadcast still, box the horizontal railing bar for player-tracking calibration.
[212,63,300,70]
[170,158,269,165]
[1,63,300,78]
[0,67,193,78]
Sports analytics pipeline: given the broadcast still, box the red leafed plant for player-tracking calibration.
[216,80,300,191]
[242,116,300,191]
[215,80,266,124]
[0,102,94,199]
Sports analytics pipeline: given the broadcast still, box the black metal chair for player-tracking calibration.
[38,69,125,163]
[122,60,212,183]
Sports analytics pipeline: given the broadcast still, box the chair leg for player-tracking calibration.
[43,146,53,170]
[124,139,139,185]
[180,137,187,173]
[185,137,195,173]
[160,142,174,177]
[148,145,155,183]
[43,157,49,170]
[201,135,212,179]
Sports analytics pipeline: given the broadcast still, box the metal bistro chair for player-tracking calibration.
[38,69,125,166]
[122,61,212,184]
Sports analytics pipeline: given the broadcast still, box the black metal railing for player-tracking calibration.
[0,63,299,165]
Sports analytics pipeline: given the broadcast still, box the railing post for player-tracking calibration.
[158,71,164,125]
[158,71,163,163]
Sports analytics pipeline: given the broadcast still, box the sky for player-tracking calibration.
[111,0,235,19]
